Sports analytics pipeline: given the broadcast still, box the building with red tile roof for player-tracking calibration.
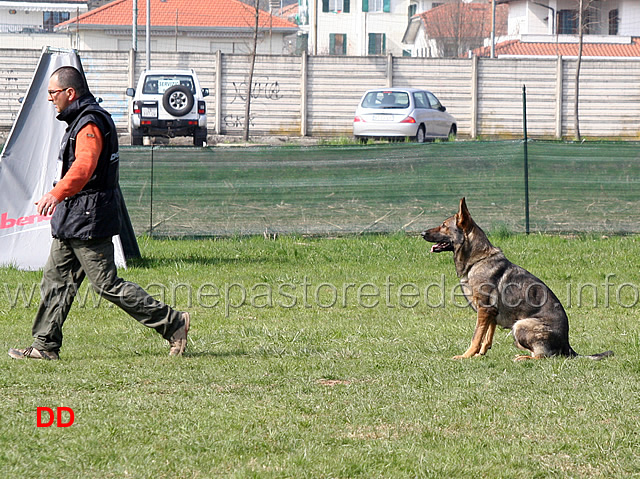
[473,36,640,58]
[478,0,640,58]
[403,2,508,57]
[403,0,640,58]
[55,0,298,54]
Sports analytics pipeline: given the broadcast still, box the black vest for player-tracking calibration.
[51,94,122,240]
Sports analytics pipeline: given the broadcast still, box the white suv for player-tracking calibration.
[126,69,209,146]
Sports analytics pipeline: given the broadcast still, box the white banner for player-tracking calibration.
[0,47,125,270]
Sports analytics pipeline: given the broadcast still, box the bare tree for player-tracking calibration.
[424,1,507,58]
[243,0,261,141]
[573,0,597,141]
[242,0,282,141]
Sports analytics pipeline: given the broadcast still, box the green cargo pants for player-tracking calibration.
[31,237,185,354]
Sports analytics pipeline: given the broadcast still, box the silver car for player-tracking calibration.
[353,88,456,142]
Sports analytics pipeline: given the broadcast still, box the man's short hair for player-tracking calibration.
[51,66,88,97]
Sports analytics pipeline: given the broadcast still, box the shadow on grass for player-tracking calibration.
[185,349,249,359]
[126,255,274,269]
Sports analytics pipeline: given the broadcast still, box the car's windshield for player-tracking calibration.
[361,91,410,109]
[142,75,195,95]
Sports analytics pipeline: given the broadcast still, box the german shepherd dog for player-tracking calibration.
[422,198,613,361]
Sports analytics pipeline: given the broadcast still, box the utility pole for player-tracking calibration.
[490,0,495,58]
[313,0,318,55]
[132,0,137,52]
[146,0,150,70]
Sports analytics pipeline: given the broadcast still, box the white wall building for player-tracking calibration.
[503,0,640,37]
[306,0,416,56]
[0,0,87,49]
[305,0,503,57]
[0,0,88,33]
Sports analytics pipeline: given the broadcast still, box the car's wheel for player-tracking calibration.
[447,125,457,141]
[415,125,426,143]
[193,129,207,147]
[163,85,194,117]
[131,131,143,146]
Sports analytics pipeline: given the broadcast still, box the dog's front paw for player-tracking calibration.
[452,354,469,360]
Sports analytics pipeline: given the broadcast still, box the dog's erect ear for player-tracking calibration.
[456,197,473,231]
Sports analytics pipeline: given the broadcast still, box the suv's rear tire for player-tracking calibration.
[131,131,144,146]
[193,129,207,147]
[163,85,194,117]
[415,125,426,143]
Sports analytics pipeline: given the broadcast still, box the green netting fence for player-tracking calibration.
[118,141,640,237]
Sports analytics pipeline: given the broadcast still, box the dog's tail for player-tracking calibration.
[583,350,614,360]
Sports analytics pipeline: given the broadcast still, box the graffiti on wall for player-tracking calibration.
[230,76,282,104]
[224,114,256,128]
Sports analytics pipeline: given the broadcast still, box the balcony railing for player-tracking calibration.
[0,23,59,34]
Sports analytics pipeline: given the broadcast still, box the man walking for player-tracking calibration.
[8,66,189,360]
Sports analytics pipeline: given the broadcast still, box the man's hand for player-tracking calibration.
[35,193,60,216]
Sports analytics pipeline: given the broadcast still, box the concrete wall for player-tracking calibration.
[1,48,639,140]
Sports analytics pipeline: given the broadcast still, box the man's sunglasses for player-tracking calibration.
[48,88,68,96]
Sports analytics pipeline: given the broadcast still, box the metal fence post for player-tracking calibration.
[523,84,530,235]
[149,145,154,236]
[301,50,308,136]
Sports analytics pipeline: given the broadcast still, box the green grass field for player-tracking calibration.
[2,233,639,477]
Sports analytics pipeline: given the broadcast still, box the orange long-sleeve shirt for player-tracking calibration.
[49,123,103,202]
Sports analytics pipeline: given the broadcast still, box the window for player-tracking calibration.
[609,9,619,35]
[426,92,442,111]
[368,33,386,55]
[329,34,347,55]
[558,6,599,35]
[142,75,195,95]
[43,11,70,32]
[584,5,597,34]
[413,92,430,109]
[557,10,578,34]
[362,91,409,109]
[408,3,417,19]
[323,0,350,13]
[371,0,384,11]
[363,0,390,13]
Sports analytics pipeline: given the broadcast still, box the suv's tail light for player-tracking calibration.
[354,116,365,122]
[198,101,206,115]
[400,116,416,123]
[133,101,142,114]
